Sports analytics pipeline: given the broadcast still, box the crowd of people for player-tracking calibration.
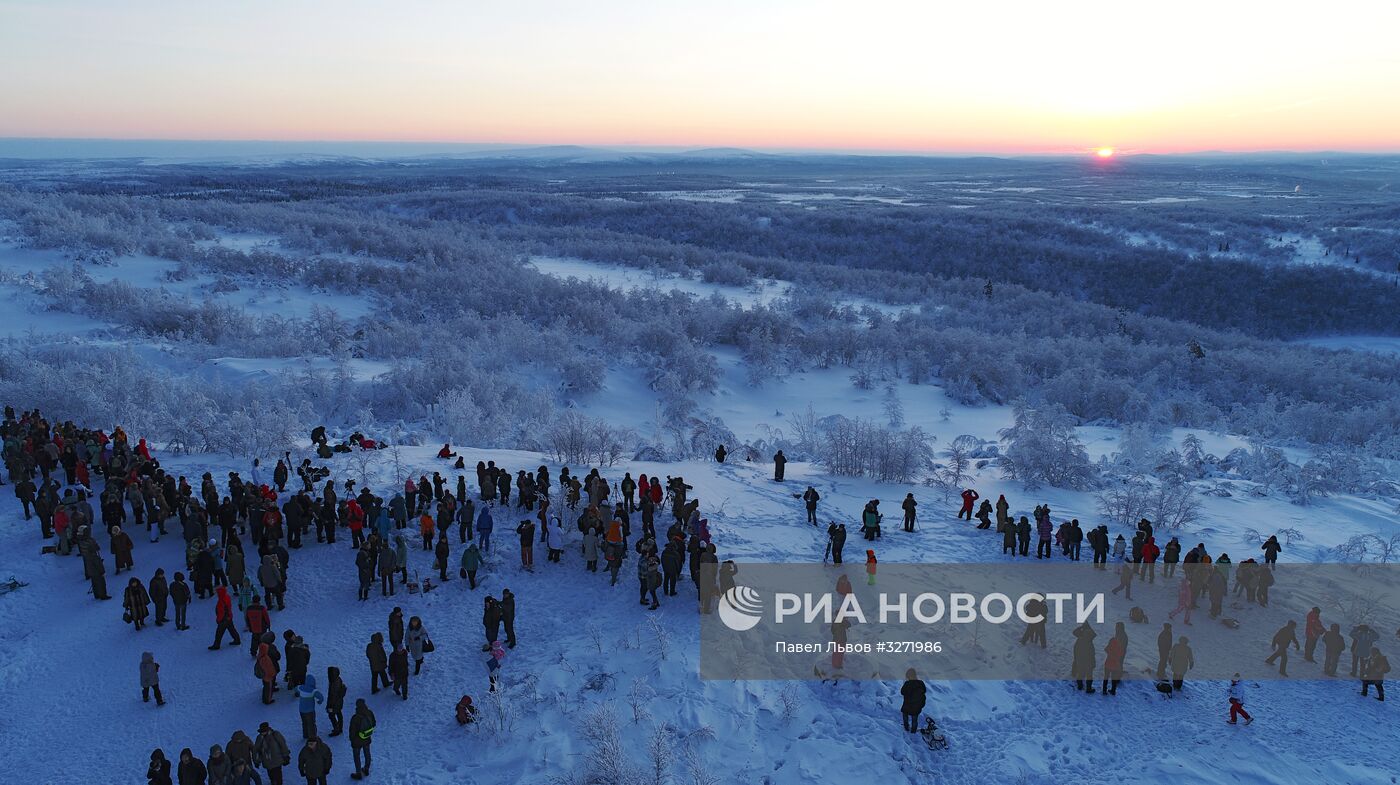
[886,486,1393,735]
[2,413,750,784]
[3,410,1393,781]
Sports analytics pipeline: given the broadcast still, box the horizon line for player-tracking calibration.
[2,135,1398,160]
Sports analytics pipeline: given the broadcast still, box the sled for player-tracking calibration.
[1154,680,1175,698]
[0,576,30,596]
[1220,617,1241,629]
[919,717,949,751]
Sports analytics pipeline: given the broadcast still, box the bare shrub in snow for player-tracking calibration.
[927,438,973,501]
[645,726,674,785]
[1097,476,1200,531]
[477,689,518,736]
[679,745,720,785]
[581,705,637,785]
[1333,533,1400,564]
[345,445,383,489]
[820,417,933,483]
[546,411,635,467]
[787,404,822,459]
[644,616,671,661]
[627,678,656,724]
[777,684,802,723]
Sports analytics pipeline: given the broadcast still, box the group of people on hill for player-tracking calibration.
[6,408,1393,781]
[880,484,1393,736]
[3,411,748,784]
[785,465,1393,734]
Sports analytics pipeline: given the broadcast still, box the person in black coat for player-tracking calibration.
[900,669,927,733]
[176,748,205,785]
[501,588,517,648]
[169,572,191,630]
[830,523,846,564]
[297,737,331,785]
[366,633,389,694]
[149,568,170,626]
[325,666,347,737]
[1072,622,1097,693]
[388,646,410,700]
[147,749,173,785]
[348,699,376,780]
[802,487,820,525]
[482,596,502,651]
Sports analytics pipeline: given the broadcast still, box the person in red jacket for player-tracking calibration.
[257,642,278,704]
[1304,606,1325,662]
[263,508,285,546]
[245,595,272,656]
[346,500,366,549]
[136,438,153,461]
[1140,536,1161,583]
[958,489,979,520]
[437,443,456,459]
[75,460,90,488]
[1101,623,1128,695]
[404,477,418,518]
[209,585,242,650]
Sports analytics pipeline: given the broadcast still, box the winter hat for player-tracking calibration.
[258,722,271,732]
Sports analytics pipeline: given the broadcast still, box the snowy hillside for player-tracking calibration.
[1,157,1398,785]
[1,434,1396,785]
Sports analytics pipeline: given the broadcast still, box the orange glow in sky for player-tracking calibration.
[1,1,1398,154]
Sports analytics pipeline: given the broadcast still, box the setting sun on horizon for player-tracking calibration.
[2,0,1399,154]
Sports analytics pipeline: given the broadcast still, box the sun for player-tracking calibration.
[1095,147,1116,158]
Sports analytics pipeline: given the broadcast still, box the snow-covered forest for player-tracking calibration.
[1,152,1398,785]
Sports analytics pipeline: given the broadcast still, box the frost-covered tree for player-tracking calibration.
[997,400,1094,490]
[882,384,905,428]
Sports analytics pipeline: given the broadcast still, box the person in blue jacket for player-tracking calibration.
[373,509,391,542]
[476,506,494,552]
[296,674,325,740]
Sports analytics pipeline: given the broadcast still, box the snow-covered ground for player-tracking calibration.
[1295,335,1400,356]
[2,431,1396,785]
